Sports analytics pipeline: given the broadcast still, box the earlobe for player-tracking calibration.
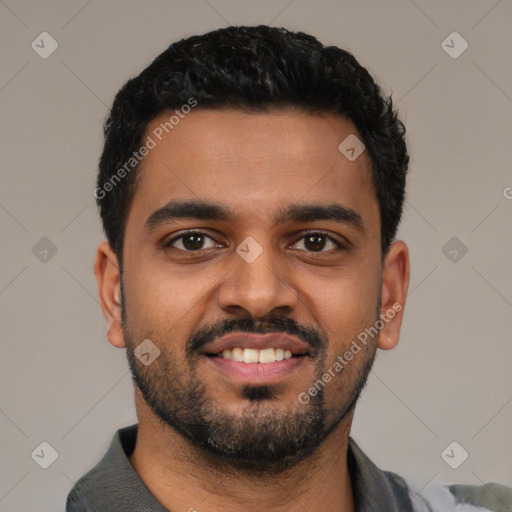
[94,241,127,349]
[377,240,410,351]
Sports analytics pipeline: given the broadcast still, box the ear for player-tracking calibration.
[377,240,410,351]
[94,241,126,349]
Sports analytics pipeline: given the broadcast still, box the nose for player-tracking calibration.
[216,238,299,319]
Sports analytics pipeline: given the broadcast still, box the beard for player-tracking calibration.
[123,296,378,474]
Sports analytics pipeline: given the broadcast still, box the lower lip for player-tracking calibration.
[204,355,309,383]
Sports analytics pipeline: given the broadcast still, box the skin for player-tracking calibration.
[94,108,410,512]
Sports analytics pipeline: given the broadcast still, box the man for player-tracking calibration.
[66,25,511,512]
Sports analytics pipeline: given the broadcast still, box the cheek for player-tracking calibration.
[303,265,381,346]
[123,260,218,339]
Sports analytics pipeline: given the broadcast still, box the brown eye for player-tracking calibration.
[291,232,343,252]
[164,231,219,251]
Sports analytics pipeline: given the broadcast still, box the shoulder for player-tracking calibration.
[65,425,138,512]
[66,482,95,512]
[408,480,512,512]
[65,454,115,512]
[346,437,511,512]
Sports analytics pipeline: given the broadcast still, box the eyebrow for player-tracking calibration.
[144,199,365,233]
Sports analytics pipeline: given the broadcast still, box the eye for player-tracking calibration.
[163,231,221,251]
[290,232,344,253]
[162,230,345,254]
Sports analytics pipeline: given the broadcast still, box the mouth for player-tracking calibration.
[201,333,312,384]
[205,347,307,363]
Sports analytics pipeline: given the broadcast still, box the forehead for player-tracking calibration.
[127,108,378,231]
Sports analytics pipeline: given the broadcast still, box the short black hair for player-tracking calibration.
[95,25,408,265]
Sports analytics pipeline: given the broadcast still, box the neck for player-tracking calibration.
[129,389,356,512]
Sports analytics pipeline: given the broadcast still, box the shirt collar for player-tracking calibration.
[87,424,413,512]
[347,436,413,511]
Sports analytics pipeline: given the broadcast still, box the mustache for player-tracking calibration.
[186,315,326,358]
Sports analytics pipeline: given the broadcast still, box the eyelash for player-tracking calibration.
[162,230,346,253]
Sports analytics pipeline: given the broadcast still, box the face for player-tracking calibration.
[96,108,409,473]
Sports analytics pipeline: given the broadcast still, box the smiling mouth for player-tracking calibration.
[205,347,308,364]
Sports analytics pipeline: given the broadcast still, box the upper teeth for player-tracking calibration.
[220,347,293,363]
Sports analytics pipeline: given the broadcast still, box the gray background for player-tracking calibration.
[1,1,511,511]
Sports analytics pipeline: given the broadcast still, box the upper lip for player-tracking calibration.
[201,332,311,356]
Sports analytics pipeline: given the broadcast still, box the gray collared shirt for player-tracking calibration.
[66,424,511,512]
